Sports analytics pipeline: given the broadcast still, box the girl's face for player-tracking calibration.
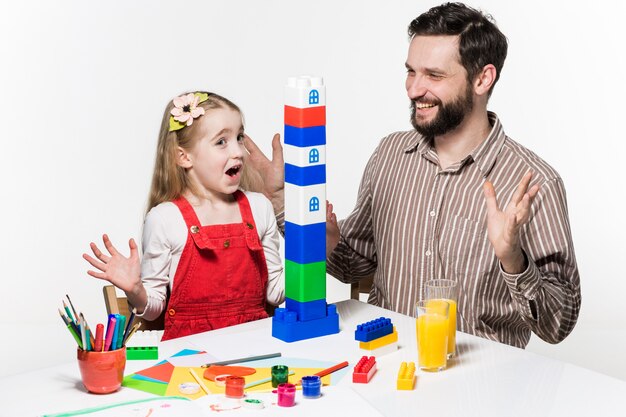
[183,107,245,200]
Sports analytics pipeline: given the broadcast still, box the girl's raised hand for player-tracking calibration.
[83,234,141,294]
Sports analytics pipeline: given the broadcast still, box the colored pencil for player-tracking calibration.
[79,313,87,350]
[59,310,83,348]
[189,368,210,395]
[65,294,80,324]
[123,321,142,346]
[123,311,135,341]
[80,313,95,350]
[295,361,349,385]
[63,300,75,324]
[244,370,295,389]
[201,352,281,368]
[67,323,83,348]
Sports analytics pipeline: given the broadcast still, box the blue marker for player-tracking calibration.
[116,315,126,349]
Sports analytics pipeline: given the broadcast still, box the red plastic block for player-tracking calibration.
[284,105,326,128]
[352,356,377,383]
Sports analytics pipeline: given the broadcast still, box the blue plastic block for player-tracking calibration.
[284,125,326,147]
[272,304,339,342]
[285,298,327,321]
[354,317,393,342]
[285,222,326,264]
[285,163,326,187]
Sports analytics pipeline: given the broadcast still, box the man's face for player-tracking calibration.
[405,35,474,138]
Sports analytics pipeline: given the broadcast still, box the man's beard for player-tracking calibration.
[410,82,474,138]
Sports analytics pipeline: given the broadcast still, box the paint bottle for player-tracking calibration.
[277,383,296,407]
[224,376,245,399]
[301,375,322,398]
[271,365,289,387]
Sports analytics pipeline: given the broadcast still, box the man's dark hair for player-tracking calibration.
[408,2,508,96]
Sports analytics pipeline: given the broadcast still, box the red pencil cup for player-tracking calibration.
[77,347,126,394]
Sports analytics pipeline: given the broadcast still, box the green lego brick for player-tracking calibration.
[126,346,158,360]
[285,260,326,302]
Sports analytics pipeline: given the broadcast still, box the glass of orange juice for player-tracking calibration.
[415,299,449,372]
[425,279,458,358]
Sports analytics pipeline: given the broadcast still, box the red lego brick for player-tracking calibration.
[284,105,326,128]
[352,356,377,383]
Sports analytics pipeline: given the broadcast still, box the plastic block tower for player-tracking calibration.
[272,76,339,342]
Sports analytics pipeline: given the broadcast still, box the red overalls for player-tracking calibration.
[162,191,269,341]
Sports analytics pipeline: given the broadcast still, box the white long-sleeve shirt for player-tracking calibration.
[137,191,285,321]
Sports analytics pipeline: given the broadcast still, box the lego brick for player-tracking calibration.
[125,330,162,348]
[362,341,398,357]
[285,298,327,321]
[285,105,326,128]
[354,317,393,342]
[285,163,325,187]
[359,327,398,350]
[284,125,326,147]
[397,362,416,390]
[272,304,339,342]
[352,356,377,383]
[285,183,326,226]
[285,260,326,302]
[284,163,325,188]
[283,144,326,168]
[285,222,326,264]
[285,76,326,108]
[126,346,159,360]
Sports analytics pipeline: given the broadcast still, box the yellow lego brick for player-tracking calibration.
[397,362,416,390]
[359,327,398,350]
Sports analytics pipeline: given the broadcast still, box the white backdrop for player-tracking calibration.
[1,0,624,380]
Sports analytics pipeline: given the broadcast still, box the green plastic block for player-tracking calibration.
[285,260,326,302]
[126,346,159,360]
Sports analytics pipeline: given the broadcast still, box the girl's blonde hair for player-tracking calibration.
[146,91,253,213]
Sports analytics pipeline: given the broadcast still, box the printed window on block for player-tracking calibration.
[309,197,320,212]
[309,90,319,105]
[308,148,320,164]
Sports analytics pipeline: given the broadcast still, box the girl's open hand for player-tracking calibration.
[83,234,141,294]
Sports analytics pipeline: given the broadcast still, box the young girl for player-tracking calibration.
[83,91,285,340]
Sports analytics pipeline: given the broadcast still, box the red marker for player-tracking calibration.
[94,323,105,352]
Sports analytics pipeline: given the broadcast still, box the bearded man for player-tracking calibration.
[245,2,581,348]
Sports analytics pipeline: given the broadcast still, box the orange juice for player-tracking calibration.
[424,279,458,358]
[416,301,449,371]
[426,298,456,357]
[440,299,456,357]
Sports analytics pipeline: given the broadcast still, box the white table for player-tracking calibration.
[1,300,624,416]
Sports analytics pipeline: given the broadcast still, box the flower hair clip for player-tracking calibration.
[169,92,210,132]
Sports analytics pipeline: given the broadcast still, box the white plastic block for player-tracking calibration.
[285,182,326,225]
[361,341,399,357]
[283,144,326,168]
[285,75,326,108]
[125,330,163,348]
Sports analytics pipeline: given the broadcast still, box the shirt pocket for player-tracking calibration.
[439,214,488,275]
